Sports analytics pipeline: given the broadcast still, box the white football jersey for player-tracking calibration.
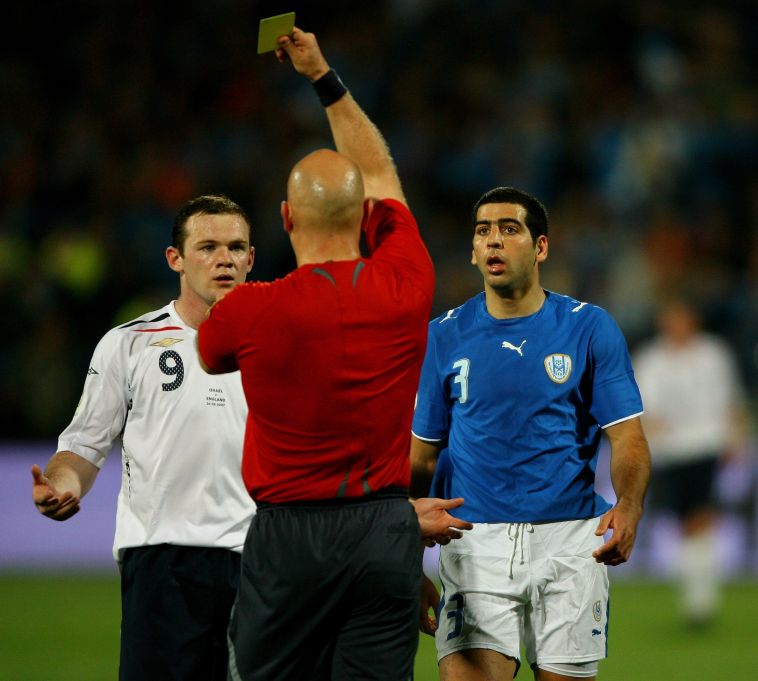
[634,333,744,462]
[58,302,254,560]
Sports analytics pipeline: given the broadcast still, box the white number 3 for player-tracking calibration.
[452,358,470,404]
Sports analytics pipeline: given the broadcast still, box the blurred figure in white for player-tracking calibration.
[634,298,749,628]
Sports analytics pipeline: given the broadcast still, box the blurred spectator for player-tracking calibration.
[634,298,750,627]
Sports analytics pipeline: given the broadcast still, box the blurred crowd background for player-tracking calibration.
[2,0,756,445]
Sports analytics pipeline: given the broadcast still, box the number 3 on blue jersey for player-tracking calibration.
[452,358,470,404]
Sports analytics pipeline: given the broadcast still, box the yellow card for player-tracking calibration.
[257,12,296,54]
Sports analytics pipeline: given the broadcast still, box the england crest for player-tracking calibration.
[544,354,573,383]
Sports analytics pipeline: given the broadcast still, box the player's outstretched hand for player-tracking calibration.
[31,464,80,521]
[414,497,474,546]
[592,500,642,566]
[275,27,330,82]
[419,573,440,635]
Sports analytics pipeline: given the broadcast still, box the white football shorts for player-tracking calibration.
[435,517,609,670]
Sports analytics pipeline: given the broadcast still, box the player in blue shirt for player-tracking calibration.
[412,187,651,681]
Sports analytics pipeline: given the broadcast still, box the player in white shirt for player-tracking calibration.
[31,194,256,681]
[634,298,748,627]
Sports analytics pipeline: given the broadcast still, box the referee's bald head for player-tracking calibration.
[287,150,365,234]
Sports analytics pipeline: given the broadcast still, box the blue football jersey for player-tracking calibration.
[412,290,643,523]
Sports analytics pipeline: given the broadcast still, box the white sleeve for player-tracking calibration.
[57,330,129,468]
[632,347,662,413]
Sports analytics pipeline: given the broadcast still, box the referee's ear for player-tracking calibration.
[281,200,293,234]
[360,198,375,232]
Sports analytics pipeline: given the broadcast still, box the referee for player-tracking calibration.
[199,27,469,681]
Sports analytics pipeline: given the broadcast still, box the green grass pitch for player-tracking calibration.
[2,576,757,680]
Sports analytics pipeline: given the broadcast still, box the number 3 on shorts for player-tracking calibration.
[446,593,464,640]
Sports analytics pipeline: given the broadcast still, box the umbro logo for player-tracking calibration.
[149,338,184,348]
[501,340,526,356]
[87,367,99,375]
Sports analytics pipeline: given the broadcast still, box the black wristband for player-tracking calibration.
[312,69,348,107]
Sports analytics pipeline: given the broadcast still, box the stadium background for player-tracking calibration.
[2,1,757,679]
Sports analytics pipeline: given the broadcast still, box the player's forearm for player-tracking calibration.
[410,464,434,500]
[324,94,405,202]
[610,453,649,513]
[606,420,651,512]
[46,451,99,497]
[410,437,440,499]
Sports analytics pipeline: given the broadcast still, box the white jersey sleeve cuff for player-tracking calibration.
[55,442,108,469]
[600,411,644,430]
[411,430,445,443]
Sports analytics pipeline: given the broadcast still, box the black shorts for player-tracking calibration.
[227,493,422,681]
[650,455,719,519]
[119,544,241,681]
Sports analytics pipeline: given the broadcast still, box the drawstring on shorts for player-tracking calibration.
[507,522,534,579]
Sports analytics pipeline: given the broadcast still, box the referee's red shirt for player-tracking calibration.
[198,199,434,503]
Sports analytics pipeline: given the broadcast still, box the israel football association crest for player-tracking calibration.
[543,354,573,383]
[593,600,603,622]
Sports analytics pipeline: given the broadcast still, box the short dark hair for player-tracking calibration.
[471,187,548,241]
[172,194,252,253]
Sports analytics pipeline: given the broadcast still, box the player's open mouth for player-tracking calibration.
[214,275,234,284]
[486,256,505,273]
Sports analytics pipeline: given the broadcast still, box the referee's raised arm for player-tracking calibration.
[276,27,406,205]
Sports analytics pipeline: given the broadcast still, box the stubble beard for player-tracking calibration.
[485,267,533,300]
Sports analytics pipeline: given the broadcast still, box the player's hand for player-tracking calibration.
[414,497,473,546]
[419,573,440,635]
[275,27,330,82]
[31,464,80,521]
[592,500,642,566]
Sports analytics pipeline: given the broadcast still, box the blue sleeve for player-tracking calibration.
[412,326,450,441]
[587,311,643,428]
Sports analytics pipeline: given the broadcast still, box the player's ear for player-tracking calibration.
[470,248,477,266]
[166,246,183,273]
[535,235,548,263]
[360,198,375,232]
[247,246,255,273]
